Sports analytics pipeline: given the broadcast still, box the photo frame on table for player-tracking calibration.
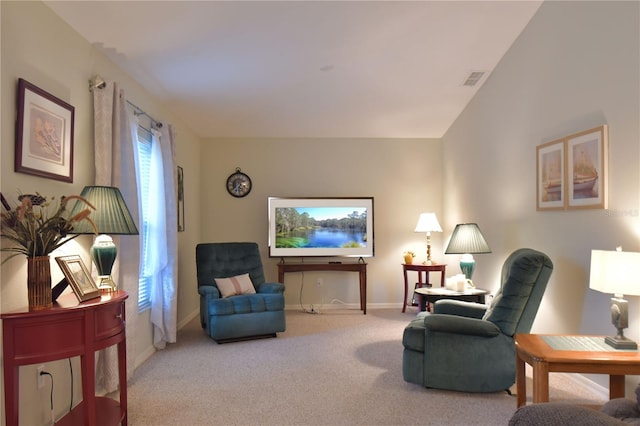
[55,255,101,302]
[566,125,608,210]
[177,166,185,232]
[536,138,565,211]
[15,78,75,183]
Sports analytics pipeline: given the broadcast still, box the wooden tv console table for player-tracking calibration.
[1,290,128,426]
[277,261,367,314]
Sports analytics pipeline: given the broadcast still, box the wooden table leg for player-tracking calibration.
[532,360,550,403]
[516,352,526,408]
[610,375,625,399]
[402,269,409,313]
[360,268,367,315]
[417,294,427,312]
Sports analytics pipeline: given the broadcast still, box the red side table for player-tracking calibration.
[1,291,128,426]
[402,263,446,312]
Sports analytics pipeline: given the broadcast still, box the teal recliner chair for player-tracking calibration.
[402,248,553,392]
[196,242,286,342]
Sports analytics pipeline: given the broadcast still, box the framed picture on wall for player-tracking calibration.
[15,78,75,182]
[536,138,565,211]
[566,125,608,210]
[177,166,185,232]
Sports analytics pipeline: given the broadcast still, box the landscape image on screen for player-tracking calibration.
[275,206,368,249]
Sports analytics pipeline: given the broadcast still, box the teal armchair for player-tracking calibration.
[196,242,286,342]
[402,248,553,392]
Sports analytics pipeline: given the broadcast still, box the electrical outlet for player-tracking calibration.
[37,365,45,389]
[316,278,323,287]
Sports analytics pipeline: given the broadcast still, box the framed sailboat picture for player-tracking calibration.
[566,125,608,210]
[536,138,565,211]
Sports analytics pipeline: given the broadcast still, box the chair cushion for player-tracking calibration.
[215,273,256,298]
[402,312,429,352]
[482,250,550,336]
[208,293,285,316]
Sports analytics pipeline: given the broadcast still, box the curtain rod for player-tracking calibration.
[126,100,163,129]
[89,76,162,129]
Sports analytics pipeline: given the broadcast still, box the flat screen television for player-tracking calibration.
[268,197,374,258]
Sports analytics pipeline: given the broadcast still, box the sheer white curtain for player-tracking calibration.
[148,125,178,349]
[92,80,141,392]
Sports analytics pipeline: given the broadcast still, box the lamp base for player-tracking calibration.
[459,254,476,281]
[605,335,638,350]
[97,275,117,293]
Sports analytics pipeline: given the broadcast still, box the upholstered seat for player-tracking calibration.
[510,384,640,425]
[196,242,286,342]
[402,248,553,392]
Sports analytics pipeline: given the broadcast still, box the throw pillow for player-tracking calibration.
[215,273,256,298]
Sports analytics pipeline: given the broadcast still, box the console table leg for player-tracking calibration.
[360,270,367,315]
[4,365,18,426]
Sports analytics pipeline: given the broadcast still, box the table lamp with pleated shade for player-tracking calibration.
[444,223,491,281]
[68,186,138,291]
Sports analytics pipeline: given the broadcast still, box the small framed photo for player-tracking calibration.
[536,138,565,211]
[177,166,185,232]
[566,125,608,210]
[15,78,75,182]
[55,255,101,302]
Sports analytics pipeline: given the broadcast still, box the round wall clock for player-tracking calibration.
[226,168,252,198]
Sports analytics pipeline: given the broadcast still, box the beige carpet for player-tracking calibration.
[127,308,605,425]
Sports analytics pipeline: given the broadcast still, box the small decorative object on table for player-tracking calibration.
[55,255,101,302]
[403,251,416,265]
[0,192,97,310]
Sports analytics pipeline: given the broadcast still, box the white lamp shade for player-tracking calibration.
[589,249,640,296]
[414,213,442,233]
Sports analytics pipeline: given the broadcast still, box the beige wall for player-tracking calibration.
[200,138,443,307]
[443,1,639,391]
[1,0,639,424]
[1,2,202,424]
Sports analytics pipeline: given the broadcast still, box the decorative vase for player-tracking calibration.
[403,253,414,264]
[27,256,52,310]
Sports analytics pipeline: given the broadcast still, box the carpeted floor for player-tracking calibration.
[127,308,605,425]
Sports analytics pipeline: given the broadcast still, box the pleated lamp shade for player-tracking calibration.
[69,186,139,235]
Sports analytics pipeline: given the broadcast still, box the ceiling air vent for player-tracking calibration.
[462,71,486,87]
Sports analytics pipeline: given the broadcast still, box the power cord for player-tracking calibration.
[40,370,54,425]
[298,271,322,314]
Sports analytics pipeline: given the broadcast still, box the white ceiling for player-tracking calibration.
[44,1,542,139]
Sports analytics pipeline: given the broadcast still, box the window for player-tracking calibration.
[136,126,153,311]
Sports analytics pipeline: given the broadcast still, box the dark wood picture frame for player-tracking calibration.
[177,166,185,231]
[55,255,100,302]
[15,78,75,182]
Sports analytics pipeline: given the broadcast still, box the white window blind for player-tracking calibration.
[136,126,152,311]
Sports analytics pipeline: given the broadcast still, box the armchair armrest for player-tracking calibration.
[424,314,501,337]
[256,282,285,294]
[198,285,221,299]
[433,300,487,319]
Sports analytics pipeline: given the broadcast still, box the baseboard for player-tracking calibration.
[135,344,156,369]
[178,308,200,329]
[564,372,609,400]
[285,302,403,311]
